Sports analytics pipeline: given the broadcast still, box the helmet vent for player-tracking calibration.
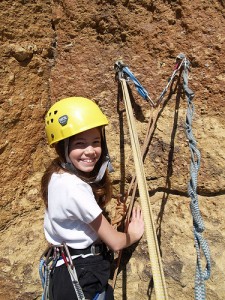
[51,134,54,139]
[54,110,58,114]
[51,119,54,123]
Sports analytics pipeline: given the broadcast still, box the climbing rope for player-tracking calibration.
[115,72,168,299]
[113,56,184,294]
[116,63,155,106]
[182,56,211,300]
[113,55,211,299]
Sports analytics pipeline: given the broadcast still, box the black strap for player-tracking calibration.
[68,243,106,256]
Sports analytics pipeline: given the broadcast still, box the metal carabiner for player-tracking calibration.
[62,242,74,268]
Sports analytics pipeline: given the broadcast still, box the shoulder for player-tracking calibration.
[50,172,87,185]
[49,172,92,193]
[47,172,102,222]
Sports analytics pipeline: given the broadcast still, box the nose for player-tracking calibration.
[84,145,95,155]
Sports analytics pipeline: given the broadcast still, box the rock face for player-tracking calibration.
[0,0,224,299]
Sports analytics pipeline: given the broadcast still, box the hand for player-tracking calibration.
[127,205,144,244]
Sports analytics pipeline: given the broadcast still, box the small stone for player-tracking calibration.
[9,44,33,62]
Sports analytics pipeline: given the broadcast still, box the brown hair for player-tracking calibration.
[41,139,112,209]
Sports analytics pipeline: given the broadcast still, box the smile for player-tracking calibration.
[81,159,95,163]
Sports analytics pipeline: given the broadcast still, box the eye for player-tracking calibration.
[94,140,101,144]
[74,141,85,146]
[69,140,85,149]
[93,140,101,146]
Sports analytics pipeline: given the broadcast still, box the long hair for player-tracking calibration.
[41,134,112,209]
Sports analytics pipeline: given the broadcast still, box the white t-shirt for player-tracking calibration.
[44,172,102,249]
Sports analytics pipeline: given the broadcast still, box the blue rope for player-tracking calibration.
[183,59,211,300]
[39,254,59,300]
[117,56,184,107]
[39,258,51,300]
[122,66,150,101]
[39,258,48,300]
[92,290,106,300]
[39,258,45,288]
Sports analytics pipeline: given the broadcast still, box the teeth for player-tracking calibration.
[83,159,94,163]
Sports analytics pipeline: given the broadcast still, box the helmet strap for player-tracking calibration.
[61,137,79,175]
[90,154,113,183]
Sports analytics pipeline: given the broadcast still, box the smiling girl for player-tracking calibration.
[41,97,144,300]
[68,128,102,174]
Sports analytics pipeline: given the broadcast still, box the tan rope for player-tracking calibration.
[112,100,163,290]
[118,78,168,300]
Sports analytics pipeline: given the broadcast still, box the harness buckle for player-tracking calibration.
[91,243,104,255]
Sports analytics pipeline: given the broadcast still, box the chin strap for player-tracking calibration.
[90,154,114,183]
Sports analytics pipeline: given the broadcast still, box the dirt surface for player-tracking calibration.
[0,0,225,299]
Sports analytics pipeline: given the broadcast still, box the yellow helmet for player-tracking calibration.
[45,97,108,145]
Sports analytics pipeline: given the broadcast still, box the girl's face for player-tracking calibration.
[68,128,102,174]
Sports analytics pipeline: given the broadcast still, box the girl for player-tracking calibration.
[41,97,144,300]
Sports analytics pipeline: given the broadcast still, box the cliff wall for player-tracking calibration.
[0,0,224,299]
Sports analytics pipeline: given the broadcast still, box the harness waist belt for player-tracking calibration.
[68,243,106,256]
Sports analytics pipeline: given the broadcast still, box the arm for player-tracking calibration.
[90,205,144,251]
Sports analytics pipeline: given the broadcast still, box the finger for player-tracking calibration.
[132,206,137,219]
[135,205,140,214]
[136,206,143,220]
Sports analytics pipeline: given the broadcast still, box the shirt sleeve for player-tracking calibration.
[48,173,102,224]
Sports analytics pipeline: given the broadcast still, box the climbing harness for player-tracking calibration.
[113,54,211,300]
[39,243,107,300]
[39,243,86,300]
[182,56,211,299]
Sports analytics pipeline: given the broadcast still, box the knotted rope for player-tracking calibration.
[182,56,211,300]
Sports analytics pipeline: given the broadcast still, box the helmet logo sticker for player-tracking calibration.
[58,115,68,126]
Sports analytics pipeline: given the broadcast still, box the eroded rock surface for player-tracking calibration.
[0,0,224,299]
